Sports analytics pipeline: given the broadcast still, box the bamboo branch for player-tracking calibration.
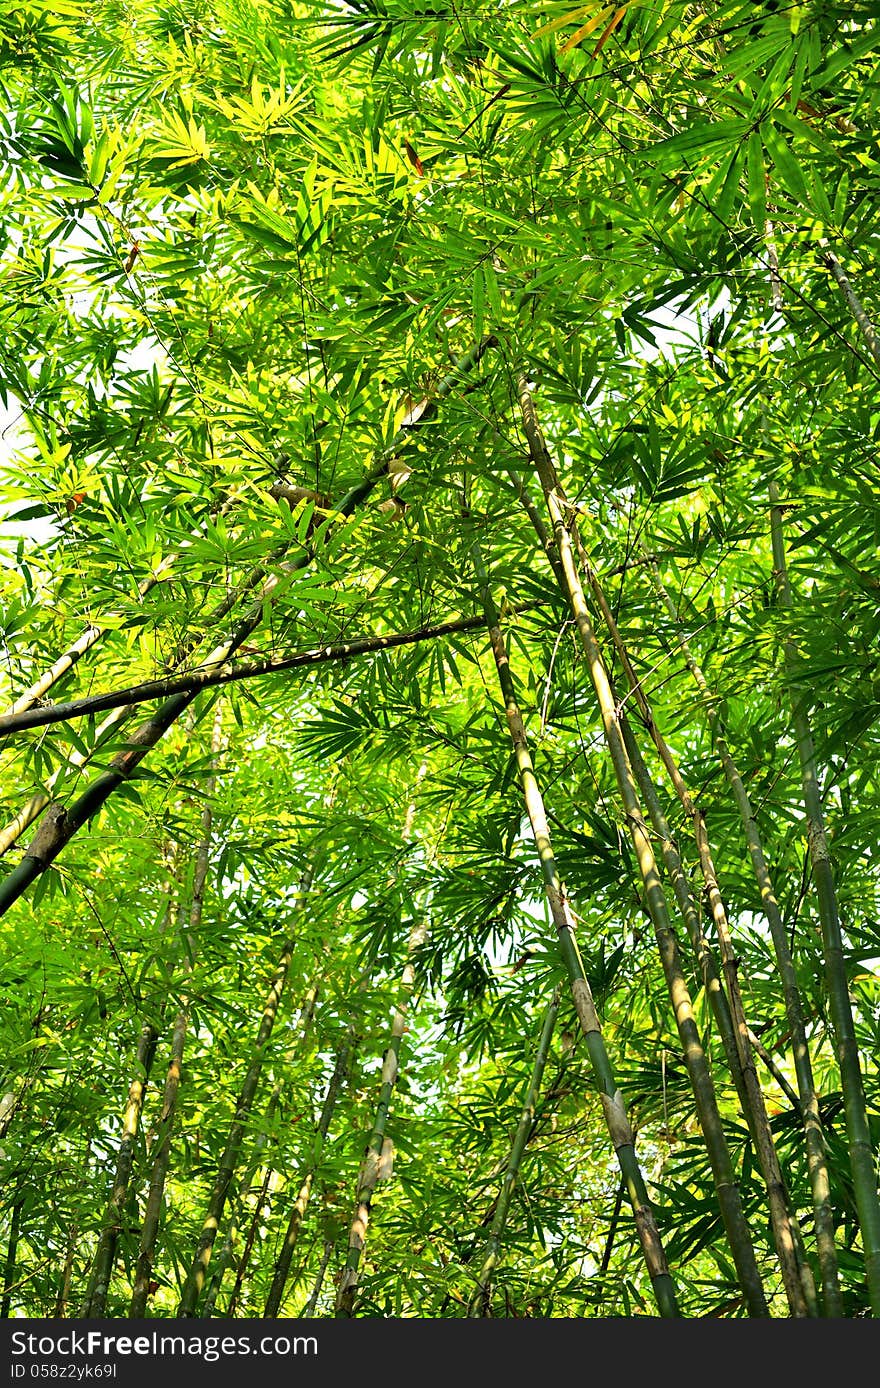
[0,609,539,739]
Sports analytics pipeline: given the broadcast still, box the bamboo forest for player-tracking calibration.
[2,0,880,1325]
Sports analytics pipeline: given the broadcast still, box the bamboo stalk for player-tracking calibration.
[0,609,542,739]
[468,986,561,1316]
[512,382,772,1315]
[770,481,880,1315]
[472,538,680,1318]
[648,559,841,1315]
[335,920,428,1317]
[0,1198,23,1318]
[176,870,313,1316]
[821,248,880,367]
[302,1239,334,1317]
[129,709,224,1317]
[78,1021,159,1316]
[265,1029,356,1317]
[586,565,815,1317]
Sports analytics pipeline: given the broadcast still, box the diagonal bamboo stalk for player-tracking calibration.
[468,985,561,1315]
[472,538,681,1318]
[770,481,880,1316]
[511,383,774,1315]
[0,337,496,915]
[0,609,541,739]
[647,558,841,1316]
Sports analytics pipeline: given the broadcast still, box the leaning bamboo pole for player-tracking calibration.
[646,558,841,1316]
[472,538,681,1317]
[0,337,496,916]
[770,481,880,1315]
[468,986,561,1316]
[510,385,773,1315]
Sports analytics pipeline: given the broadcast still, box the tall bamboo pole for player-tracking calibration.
[509,387,773,1315]
[770,481,880,1315]
[472,536,678,1309]
[468,986,560,1315]
[78,1021,159,1316]
[647,559,841,1315]
[176,870,313,1316]
[129,708,224,1316]
[335,920,428,1317]
[264,1028,356,1317]
[585,565,815,1316]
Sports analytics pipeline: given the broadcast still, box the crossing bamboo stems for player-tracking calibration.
[585,564,815,1317]
[512,381,773,1314]
[472,536,681,1318]
[647,558,841,1316]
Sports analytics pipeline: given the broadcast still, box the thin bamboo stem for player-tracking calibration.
[473,537,680,1318]
[468,986,561,1315]
[78,1021,159,1316]
[586,565,815,1316]
[770,482,880,1315]
[129,710,223,1316]
[513,381,771,1315]
[335,921,428,1318]
[0,609,542,739]
[821,248,880,367]
[176,871,313,1316]
[264,1029,355,1317]
[648,559,841,1314]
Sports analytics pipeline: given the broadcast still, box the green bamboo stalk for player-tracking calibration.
[0,609,543,739]
[265,1028,356,1317]
[78,1021,159,1316]
[587,569,815,1317]
[821,247,880,367]
[468,986,561,1316]
[648,558,841,1316]
[0,1197,23,1318]
[770,481,880,1315]
[335,920,428,1317]
[176,870,314,1317]
[472,540,680,1318]
[302,1238,334,1317]
[512,383,772,1315]
[129,709,223,1317]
